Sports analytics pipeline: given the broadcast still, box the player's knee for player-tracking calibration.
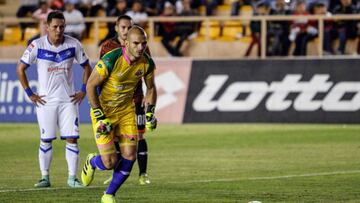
[102,154,118,169]
[40,140,52,148]
[102,160,116,169]
[123,154,136,161]
[121,151,137,161]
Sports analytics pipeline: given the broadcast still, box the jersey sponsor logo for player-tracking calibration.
[47,66,67,72]
[26,43,34,52]
[37,47,75,63]
[97,62,104,69]
[115,85,125,91]
[193,74,360,112]
[45,53,54,58]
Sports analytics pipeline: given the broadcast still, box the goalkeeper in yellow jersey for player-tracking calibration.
[100,15,153,186]
[81,26,157,203]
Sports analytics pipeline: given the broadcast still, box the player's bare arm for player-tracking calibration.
[70,63,92,105]
[16,62,46,106]
[144,74,157,105]
[144,74,157,131]
[86,67,106,109]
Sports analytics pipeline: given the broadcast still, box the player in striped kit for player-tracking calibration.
[17,11,92,188]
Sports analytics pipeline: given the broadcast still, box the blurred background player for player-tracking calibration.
[100,14,153,186]
[16,11,92,188]
[82,26,157,203]
[27,0,53,45]
[63,0,86,40]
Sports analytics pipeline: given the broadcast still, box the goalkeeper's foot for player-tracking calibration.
[101,194,116,203]
[138,173,150,185]
[67,175,83,188]
[103,175,112,185]
[34,176,51,188]
[81,153,97,186]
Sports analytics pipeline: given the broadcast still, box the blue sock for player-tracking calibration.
[90,155,108,170]
[106,158,134,195]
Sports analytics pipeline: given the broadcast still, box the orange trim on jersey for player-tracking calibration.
[138,129,145,133]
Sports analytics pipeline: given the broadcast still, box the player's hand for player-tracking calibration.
[145,104,157,131]
[95,118,112,135]
[70,92,86,105]
[29,94,46,107]
[146,112,157,131]
[92,108,112,135]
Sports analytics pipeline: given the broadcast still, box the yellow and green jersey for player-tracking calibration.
[95,47,155,115]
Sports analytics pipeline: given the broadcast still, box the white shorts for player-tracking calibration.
[36,101,80,141]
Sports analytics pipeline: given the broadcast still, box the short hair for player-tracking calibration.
[126,25,147,41]
[133,0,143,5]
[47,11,65,24]
[39,0,47,6]
[296,0,306,6]
[256,2,270,9]
[314,2,326,8]
[257,1,270,9]
[116,15,132,24]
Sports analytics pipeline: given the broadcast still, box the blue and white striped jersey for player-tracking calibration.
[20,35,89,102]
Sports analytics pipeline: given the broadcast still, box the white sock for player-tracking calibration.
[39,141,52,176]
[65,142,79,177]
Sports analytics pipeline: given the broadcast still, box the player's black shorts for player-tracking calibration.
[135,101,145,132]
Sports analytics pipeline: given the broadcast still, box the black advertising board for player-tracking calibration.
[184,59,360,123]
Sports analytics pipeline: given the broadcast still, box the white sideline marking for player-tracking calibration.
[0,186,104,193]
[1,170,360,193]
[169,170,360,184]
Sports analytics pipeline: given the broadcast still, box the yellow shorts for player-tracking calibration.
[90,106,138,155]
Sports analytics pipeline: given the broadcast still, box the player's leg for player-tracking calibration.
[82,113,119,186]
[82,134,118,186]
[103,110,137,200]
[103,127,121,185]
[135,101,150,185]
[35,103,57,188]
[59,103,82,187]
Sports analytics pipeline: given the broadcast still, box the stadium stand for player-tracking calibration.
[2,27,22,44]
[1,0,360,59]
[199,20,221,40]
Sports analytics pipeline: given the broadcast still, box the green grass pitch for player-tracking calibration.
[0,123,360,202]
